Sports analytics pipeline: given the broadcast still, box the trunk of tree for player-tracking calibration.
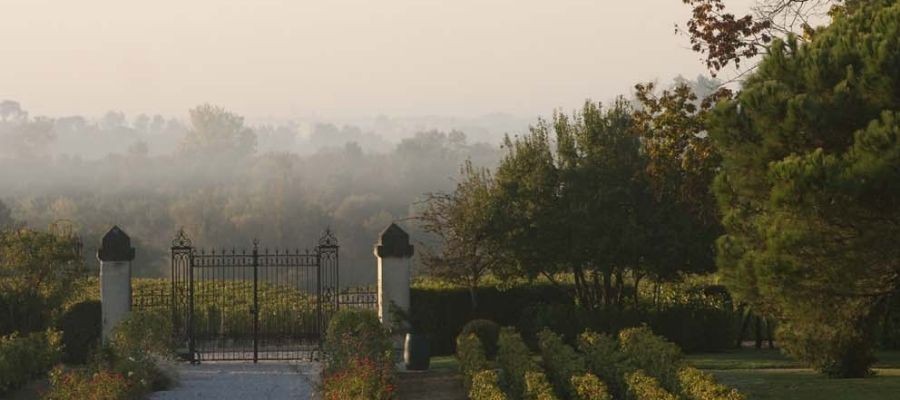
[468,284,479,310]
[603,269,612,307]
[736,306,750,348]
[633,272,643,307]
[754,315,763,349]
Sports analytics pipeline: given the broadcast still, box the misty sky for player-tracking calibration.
[2,0,754,120]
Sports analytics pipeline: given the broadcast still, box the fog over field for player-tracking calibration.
[0,0,754,284]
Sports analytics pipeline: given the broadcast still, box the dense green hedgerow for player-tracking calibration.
[524,371,559,400]
[538,328,587,399]
[497,327,539,397]
[321,309,394,400]
[578,331,627,398]
[617,327,682,392]
[677,366,745,400]
[57,300,102,364]
[624,370,677,400]
[457,333,491,390]
[461,319,501,358]
[570,373,612,400]
[0,329,62,395]
[471,369,508,400]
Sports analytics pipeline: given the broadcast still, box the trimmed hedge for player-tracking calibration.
[0,329,62,395]
[321,309,394,400]
[624,370,677,400]
[497,327,539,397]
[538,329,587,399]
[461,319,501,358]
[524,371,559,400]
[677,366,745,400]
[471,370,508,400]
[457,333,491,390]
[578,331,627,398]
[617,327,682,392]
[570,373,612,400]
[57,300,102,364]
[410,285,738,356]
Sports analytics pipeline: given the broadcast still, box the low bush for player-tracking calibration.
[321,309,394,400]
[570,373,612,400]
[617,326,682,391]
[577,331,627,398]
[538,329,586,399]
[57,300,102,364]
[677,366,745,400]
[496,327,539,397]
[524,371,559,400]
[0,329,62,395]
[461,319,501,358]
[624,370,677,400]
[321,356,395,400]
[324,308,393,372]
[43,366,132,400]
[470,369,508,400]
[457,333,490,390]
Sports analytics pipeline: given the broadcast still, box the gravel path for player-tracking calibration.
[149,361,320,400]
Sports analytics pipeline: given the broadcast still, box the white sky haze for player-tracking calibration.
[0,0,754,120]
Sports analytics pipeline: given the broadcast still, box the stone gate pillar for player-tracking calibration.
[98,226,135,343]
[374,223,414,329]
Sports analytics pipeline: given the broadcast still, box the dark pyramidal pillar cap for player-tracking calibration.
[375,223,414,258]
[97,225,136,262]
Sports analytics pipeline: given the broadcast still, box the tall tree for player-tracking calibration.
[180,104,256,158]
[709,0,900,377]
[419,161,499,308]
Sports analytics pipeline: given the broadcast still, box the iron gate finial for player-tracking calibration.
[172,228,192,248]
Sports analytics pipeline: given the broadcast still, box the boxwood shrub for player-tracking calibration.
[524,371,559,400]
[0,329,63,395]
[497,327,539,397]
[470,369,508,400]
[538,328,587,399]
[677,366,745,400]
[570,373,612,400]
[457,333,490,390]
[625,370,677,400]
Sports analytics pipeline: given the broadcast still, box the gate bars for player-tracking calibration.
[170,229,339,363]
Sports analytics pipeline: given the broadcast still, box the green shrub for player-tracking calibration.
[321,356,395,400]
[457,333,490,390]
[524,371,559,400]
[322,309,394,400]
[618,327,682,391]
[324,309,393,373]
[577,331,626,398]
[57,300,102,364]
[625,370,677,400]
[43,366,132,400]
[570,373,612,400]
[0,329,62,395]
[497,327,538,397]
[105,310,176,395]
[461,319,501,358]
[537,329,586,399]
[470,369,508,400]
[677,366,745,400]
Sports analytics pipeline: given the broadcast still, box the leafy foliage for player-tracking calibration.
[570,373,612,400]
[677,366,745,400]
[497,327,539,398]
[57,300,101,364]
[461,319,501,359]
[0,329,62,395]
[624,370,678,400]
[709,0,900,377]
[43,367,132,400]
[322,309,394,400]
[457,333,491,390]
[538,329,587,399]
[524,371,560,400]
[617,327,683,392]
[470,369,508,400]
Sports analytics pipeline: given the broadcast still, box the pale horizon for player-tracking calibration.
[0,0,754,121]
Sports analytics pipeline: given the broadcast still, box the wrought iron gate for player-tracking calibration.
[170,229,339,363]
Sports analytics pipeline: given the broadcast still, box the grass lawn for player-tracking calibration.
[687,350,900,400]
[433,350,900,399]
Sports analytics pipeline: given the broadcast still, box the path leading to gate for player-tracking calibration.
[150,361,319,400]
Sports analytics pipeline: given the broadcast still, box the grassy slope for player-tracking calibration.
[686,350,900,400]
